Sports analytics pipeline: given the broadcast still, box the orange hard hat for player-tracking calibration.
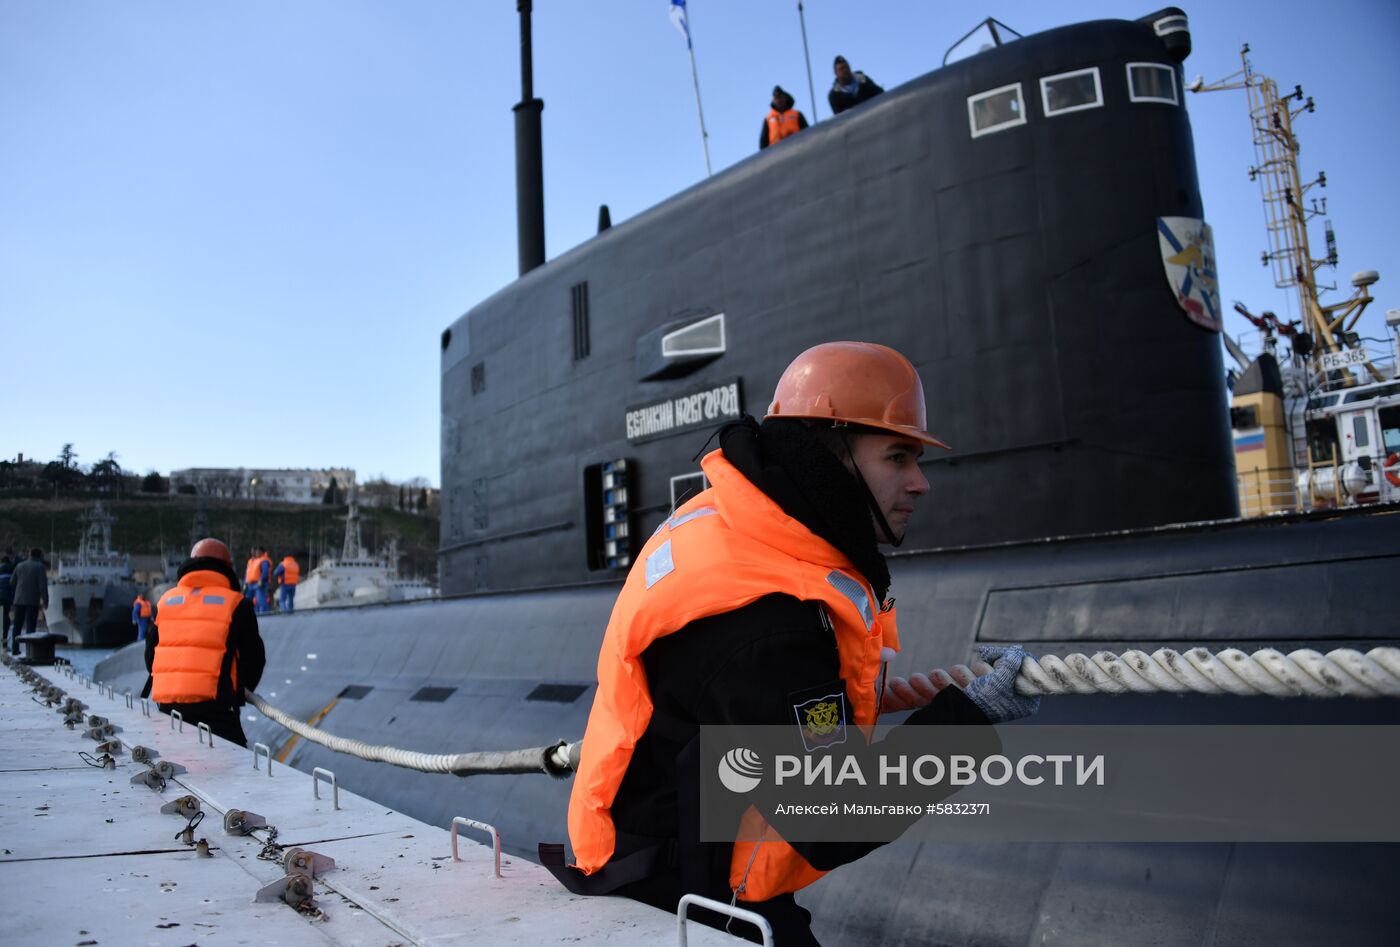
[765,341,950,449]
[189,538,233,564]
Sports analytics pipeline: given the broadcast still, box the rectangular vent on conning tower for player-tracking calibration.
[338,685,374,700]
[410,686,457,703]
[527,683,589,703]
[572,281,591,361]
[471,362,485,395]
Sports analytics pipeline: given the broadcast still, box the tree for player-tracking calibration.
[141,471,168,493]
[88,452,125,494]
[398,484,405,511]
[58,443,78,470]
[323,476,340,505]
[417,487,428,513]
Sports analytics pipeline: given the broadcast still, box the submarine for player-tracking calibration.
[98,7,1400,944]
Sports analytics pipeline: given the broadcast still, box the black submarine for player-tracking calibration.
[98,7,1399,944]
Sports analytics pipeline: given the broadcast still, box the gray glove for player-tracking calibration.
[963,645,1040,723]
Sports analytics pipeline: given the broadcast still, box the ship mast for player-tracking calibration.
[1192,45,1380,385]
[341,497,365,561]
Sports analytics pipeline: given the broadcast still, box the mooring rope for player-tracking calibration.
[1015,646,1400,698]
[241,688,576,777]
[4,647,1398,781]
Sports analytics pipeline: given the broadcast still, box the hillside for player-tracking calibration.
[0,492,439,580]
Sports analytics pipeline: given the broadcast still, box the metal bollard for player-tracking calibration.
[124,690,133,709]
[170,710,183,732]
[312,767,339,810]
[252,742,272,776]
[450,816,503,878]
[198,722,213,748]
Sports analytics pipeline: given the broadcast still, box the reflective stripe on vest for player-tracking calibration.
[567,449,901,902]
[766,108,802,144]
[151,570,242,704]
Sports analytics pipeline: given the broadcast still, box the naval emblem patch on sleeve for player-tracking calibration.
[789,681,849,752]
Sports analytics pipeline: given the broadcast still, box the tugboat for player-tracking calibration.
[45,502,138,646]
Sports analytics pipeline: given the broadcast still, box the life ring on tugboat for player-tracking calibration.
[1384,453,1400,488]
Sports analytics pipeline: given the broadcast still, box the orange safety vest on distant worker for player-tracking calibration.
[135,595,152,619]
[245,554,271,585]
[566,448,898,903]
[279,556,300,586]
[765,108,803,145]
[150,570,243,704]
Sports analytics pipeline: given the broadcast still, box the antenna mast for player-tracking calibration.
[1192,45,1380,384]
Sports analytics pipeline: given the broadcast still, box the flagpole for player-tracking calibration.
[686,38,712,176]
[797,1,820,122]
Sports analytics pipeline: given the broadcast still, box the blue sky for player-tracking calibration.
[3,1,1397,485]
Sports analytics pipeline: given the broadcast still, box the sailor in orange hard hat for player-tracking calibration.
[550,341,1039,942]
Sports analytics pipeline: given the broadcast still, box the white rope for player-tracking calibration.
[1015,647,1400,698]
[243,689,574,777]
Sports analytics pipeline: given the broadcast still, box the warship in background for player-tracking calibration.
[45,502,138,647]
[92,8,1400,945]
[289,499,435,610]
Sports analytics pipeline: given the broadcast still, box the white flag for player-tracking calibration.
[669,0,692,50]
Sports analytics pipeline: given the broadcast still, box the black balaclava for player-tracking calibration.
[718,416,891,602]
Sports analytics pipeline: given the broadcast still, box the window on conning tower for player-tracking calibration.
[1127,63,1178,105]
[1041,67,1103,116]
[968,83,1026,137]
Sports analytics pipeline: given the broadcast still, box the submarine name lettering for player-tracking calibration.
[626,380,743,444]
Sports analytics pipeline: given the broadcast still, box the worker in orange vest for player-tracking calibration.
[546,342,1039,942]
[244,546,272,614]
[273,554,300,613]
[130,590,153,641]
[759,85,808,150]
[145,538,266,746]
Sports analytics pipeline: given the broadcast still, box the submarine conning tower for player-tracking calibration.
[440,8,1235,595]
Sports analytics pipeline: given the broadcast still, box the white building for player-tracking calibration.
[168,467,356,504]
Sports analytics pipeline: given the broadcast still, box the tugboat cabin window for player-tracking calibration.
[1351,415,1369,448]
[1379,406,1400,453]
[661,313,726,357]
[1040,67,1102,116]
[1127,63,1178,105]
[968,83,1026,137]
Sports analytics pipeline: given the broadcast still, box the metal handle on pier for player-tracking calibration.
[198,722,212,747]
[141,697,150,717]
[312,767,339,809]
[450,816,502,878]
[170,710,183,732]
[124,690,133,709]
[677,894,773,947]
[252,742,271,776]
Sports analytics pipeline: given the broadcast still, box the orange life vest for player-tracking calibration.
[151,570,243,704]
[135,595,152,618]
[245,554,271,585]
[765,108,803,144]
[567,448,899,902]
[279,556,300,586]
